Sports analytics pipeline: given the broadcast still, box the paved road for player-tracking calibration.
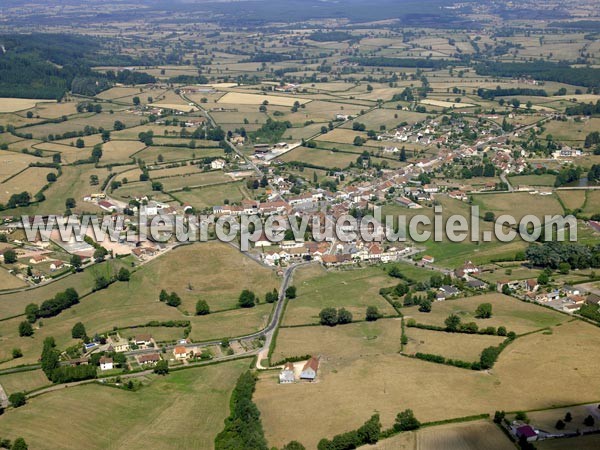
[499,172,514,192]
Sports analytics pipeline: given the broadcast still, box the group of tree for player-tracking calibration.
[265,289,279,303]
[159,290,182,307]
[477,87,547,100]
[526,241,600,270]
[317,414,381,450]
[319,307,353,326]
[0,436,28,450]
[23,288,79,326]
[238,289,258,308]
[214,371,268,450]
[40,336,96,383]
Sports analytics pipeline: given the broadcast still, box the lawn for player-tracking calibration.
[557,189,587,211]
[402,293,567,335]
[508,174,557,187]
[282,265,399,326]
[472,192,564,223]
[189,303,273,342]
[160,171,233,191]
[218,92,310,107]
[0,360,248,450]
[174,181,246,209]
[255,318,600,448]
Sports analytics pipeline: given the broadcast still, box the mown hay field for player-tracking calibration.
[403,327,505,362]
[218,91,311,107]
[0,167,57,203]
[256,319,600,448]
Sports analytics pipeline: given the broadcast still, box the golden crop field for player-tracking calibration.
[0,167,57,203]
[218,92,311,107]
[101,140,147,164]
[0,98,55,113]
[0,152,46,183]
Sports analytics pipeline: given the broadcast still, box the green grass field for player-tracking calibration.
[0,360,249,450]
[283,265,399,326]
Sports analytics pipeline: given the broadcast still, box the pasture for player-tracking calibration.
[217,92,310,107]
[174,181,246,209]
[0,360,248,450]
[0,268,26,290]
[0,369,51,395]
[402,293,567,335]
[282,265,398,326]
[403,327,505,362]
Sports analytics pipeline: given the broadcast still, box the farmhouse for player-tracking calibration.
[173,346,188,360]
[279,362,295,384]
[133,334,153,347]
[210,159,226,170]
[107,334,130,353]
[421,255,435,265]
[515,425,538,442]
[138,353,160,365]
[300,356,319,381]
[99,356,114,371]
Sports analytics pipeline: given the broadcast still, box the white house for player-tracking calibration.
[99,356,114,371]
[279,362,295,384]
[300,356,319,381]
[210,159,226,170]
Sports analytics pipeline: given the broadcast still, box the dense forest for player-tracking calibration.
[475,61,600,90]
[477,87,548,100]
[0,33,155,99]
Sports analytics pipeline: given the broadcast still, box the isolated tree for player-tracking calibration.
[337,308,353,324]
[11,438,28,450]
[493,410,506,423]
[444,313,461,331]
[166,292,181,307]
[70,254,83,271]
[46,172,57,182]
[12,348,23,359]
[497,326,507,336]
[24,303,38,323]
[93,247,108,262]
[584,415,595,427]
[116,268,130,282]
[8,392,26,408]
[195,299,210,315]
[565,412,572,422]
[94,275,109,290]
[3,249,17,264]
[555,420,565,430]
[282,441,305,450]
[238,289,256,308]
[366,306,380,321]
[319,307,338,326]
[285,286,297,299]
[18,321,33,337]
[71,322,86,339]
[75,138,85,149]
[154,359,169,375]
[265,289,278,303]
[419,299,432,313]
[394,409,420,431]
[475,302,493,319]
